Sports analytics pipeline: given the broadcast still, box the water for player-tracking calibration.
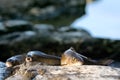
[71,0,120,40]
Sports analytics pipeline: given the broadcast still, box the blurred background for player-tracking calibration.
[72,0,120,40]
[0,0,119,64]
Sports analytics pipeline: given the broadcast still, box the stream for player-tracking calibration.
[71,0,120,40]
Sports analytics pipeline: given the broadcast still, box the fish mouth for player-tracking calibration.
[6,62,13,67]
[25,57,32,62]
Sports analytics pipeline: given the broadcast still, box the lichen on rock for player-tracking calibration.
[5,62,120,80]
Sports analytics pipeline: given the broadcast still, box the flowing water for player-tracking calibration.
[71,0,120,40]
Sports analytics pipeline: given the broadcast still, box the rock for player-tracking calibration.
[0,16,2,21]
[29,6,59,20]
[3,20,33,32]
[0,61,6,68]
[0,22,5,31]
[0,0,31,9]
[33,25,92,44]
[0,31,37,45]
[0,22,6,35]
[0,0,86,26]
[51,26,92,44]
[34,24,55,32]
[14,31,37,42]
[5,62,120,80]
[0,62,12,80]
[52,31,92,44]
[77,38,120,61]
[0,32,20,45]
[33,24,55,43]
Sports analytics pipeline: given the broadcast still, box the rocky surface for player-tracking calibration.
[5,62,120,80]
[0,62,12,80]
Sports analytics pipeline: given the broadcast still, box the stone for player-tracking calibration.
[34,24,55,32]
[5,62,120,80]
[3,20,33,32]
[52,31,92,44]
[51,26,92,44]
[0,61,6,68]
[77,38,120,61]
[0,22,5,31]
[0,62,12,80]
[0,31,37,45]
[0,22,7,35]
[29,6,58,19]
[0,0,86,26]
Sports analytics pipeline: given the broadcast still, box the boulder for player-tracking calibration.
[5,62,120,80]
[34,24,55,32]
[0,0,86,26]
[77,38,120,61]
[0,20,33,35]
[3,20,33,32]
[0,61,6,68]
[0,62,12,80]
[0,22,6,34]
[33,25,92,44]
[0,31,37,45]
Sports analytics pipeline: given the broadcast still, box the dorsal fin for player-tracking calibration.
[70,47,76,52]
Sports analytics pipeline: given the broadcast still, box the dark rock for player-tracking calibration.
[0,22,7,35]
[58,26,91,36]
[0,31,37,45]
[33,25,92,45]
[52,31,92,44]
[0,22,5,30]
[0,61,6,68]
[34,24,55,32]
[51,26,92,44]
[0,62,12,80]
[3,20,33,32]
[29,6,59,20]
[0,0,86,26]
[77,38,120,61]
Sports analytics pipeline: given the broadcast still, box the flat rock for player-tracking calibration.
[5,62,120,80]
